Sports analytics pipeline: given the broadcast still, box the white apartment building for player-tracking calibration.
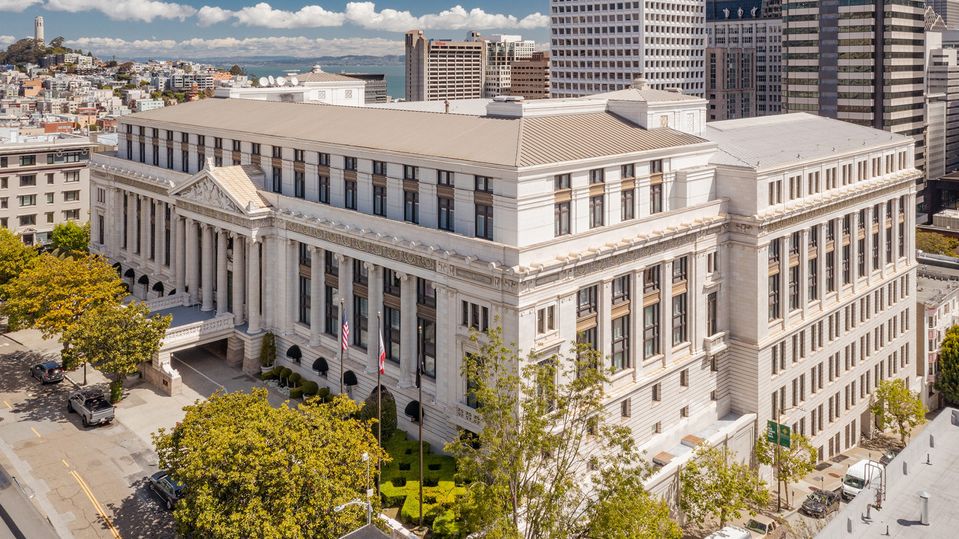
[0,131,93,244]
[916,259,959,411]
[405,31,487,101]
[549,0,706,97]
[474,33,536,98]
[89,85,918,478]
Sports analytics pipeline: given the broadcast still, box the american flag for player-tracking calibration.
[340,312,350,351]
[378,331,386,375]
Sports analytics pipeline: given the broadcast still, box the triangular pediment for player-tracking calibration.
[176,175,241,213]
[171,163,269,216]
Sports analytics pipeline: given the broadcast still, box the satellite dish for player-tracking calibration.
[258,77,268,87]
[276,76,287,87]
[267,75,275,86]
[290,77,299,87]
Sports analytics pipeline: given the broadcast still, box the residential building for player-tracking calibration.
[341,73,389,104]
[549,0,706,97]
[915,256,959,411]
[90,86,917,495]
[0,130,93,245]
[925,12,959,220]
[705,0,782,120]
[405,31,487,101]
[167,74,215,92]
[135,99,165,113]
[508,52,551,100]
[782,0,926,214]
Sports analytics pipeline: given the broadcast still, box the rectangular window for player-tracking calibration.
[577,285,598,317]
[318,152,329,166]
[789,265,800,311]
[808,258,818,300]
[417,277,436,308]
[298,276,311,326]
[611,315,630,372]
[769,274,781,321]
[673,257,688,283]
[475,175,492,193]
[644,304,660,358]
[404,190,419,223]
[672,293,687,345]
[294,171,305,199]
[18,194,36,206]
[612,274,630,304]
[437,170,453,185]
[403,165,418,181]
[344,156,357,171]
[345,179,357,210]
[373,160,387,176]
[318,175,330,204]
[293,149,304,163]
[589,195,604,228]
[232,139,241,151]
[19,175,36,187]
[251,143,260,155]
[589,168,605,184]
[438,196,454,231]
[63,191,80,202]
[271,145,282,159]
[419,317,436,379]
[621,163,635,179]
[383,269,402,297]
[197,135,205,146]
[373,185,387,216]
[536,305,556,335]
[19,155,36,167]
[353,296,368,349]
[555,201,571,236]
[707,292,718,336]
[272,167,282,193]
[554,173,571,190]
[475,203,493,240]
[650,183,663,214]
[652,382,661,402]
[680,369,689,387]
[383,306,401,364]
[621,188,635,221]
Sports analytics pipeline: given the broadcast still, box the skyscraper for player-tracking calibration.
[405,30,486,102]
[549,0,706,97]
[473,33,536,98]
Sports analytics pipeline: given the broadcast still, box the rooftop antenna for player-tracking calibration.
[258,77,268,87]
[267,75,275,86]
[276,76,287,87]
[290,76,299,87]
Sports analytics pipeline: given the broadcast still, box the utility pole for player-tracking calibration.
[338,297,345,394]
[417,319,424,528]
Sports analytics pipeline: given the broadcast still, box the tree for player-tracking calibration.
[586,466,681,539]
[679,444,769,529]
[445,327,675,539]
[49,221,90,255]
[153,390,387,539]
[937,326,959,405]
[62,302,170,402]
[0,229,37,296]
[916,230,959,257]
[755,433,818,508]
[871,378,926,445]
[0,253,125,338]
[228,64,244,76]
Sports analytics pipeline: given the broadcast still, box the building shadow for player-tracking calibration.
[105,477,177,539]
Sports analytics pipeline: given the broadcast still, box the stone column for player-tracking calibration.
[174,215,185,296]
[661,260,673,367]
[216,229,228,315]
[201,224,214,311]
[399,273,417,387]
[140,195,151,265]
[185,218,198,305]
[155,200,166,277]
[309,246,323,346]
[231,233,245,326]
[126,192,136,255]
[632,268,644,381]
[433,284,452,405]
[599,278,613,370]
[284,239,297,335]
[367,264,383,374]
[247,238,261,333]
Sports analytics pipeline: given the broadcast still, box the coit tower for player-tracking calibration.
[34,16,44,45]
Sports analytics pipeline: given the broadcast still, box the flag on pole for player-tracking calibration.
[377,330,386,375]
[340,312,350,351]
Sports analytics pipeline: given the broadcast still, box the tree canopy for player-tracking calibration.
[937,326,959,405]
[916,230,959,257]
[0,229,37,296]
[50,221,90,256]
[871,378,926,445]
[153,390,387,539]
[62,302,170,402]
[0,253,126,338]
[444,327,677,539]
[755,432,818,508]
[679,444,769,529]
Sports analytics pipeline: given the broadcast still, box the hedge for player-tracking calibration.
[378,432,465,529]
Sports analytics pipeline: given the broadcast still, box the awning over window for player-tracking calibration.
[286,345,302,360]
[137,275,149,285]
[312,357,329,376]
[152,282,164,292]
[404,400,423,422]
[343,370,358,387]
[124,268,135,278]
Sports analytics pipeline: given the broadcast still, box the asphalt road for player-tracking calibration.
[0,459,58,539]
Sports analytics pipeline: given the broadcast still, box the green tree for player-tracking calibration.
[228,64,244,76]
[679,444,769,529]
[936,326,959,405]
[0,229,37,295]
[445,327,674,539]
[0,253,125,338]
[586,466,681,539]
[62,302,170,402]
[871,378,926,445]
[153,390,387,539]
[49,221,90,255]
[755,433,818,508]
[916,230,959,257]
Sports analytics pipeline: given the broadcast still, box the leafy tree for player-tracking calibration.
[937,326,959,405]
[586,466,681,539]
[50,221,90,255]
[0,253,125,339]
[445,327,674,539]
[755,433,818,508]
[359,387,397,442]
[871,378,926,445]
[679,444,769,529]
[62,302,170,402]
[0,229,37,295]
[228,64,245,76]
[153,390,387,539]
[916,230,959,257]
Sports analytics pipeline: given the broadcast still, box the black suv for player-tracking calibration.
[801,489,841,518]
[31,361,64,384]
[148,471,184,510]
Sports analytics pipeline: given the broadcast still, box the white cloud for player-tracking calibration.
[45,0,197,22]
[191,2,549,31]
[66,35,404,58]
[0,35,17,46]
[0,0,41,12]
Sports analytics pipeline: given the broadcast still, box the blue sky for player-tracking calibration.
[0,1,550,59]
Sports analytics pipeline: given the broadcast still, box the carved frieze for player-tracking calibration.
[178,178,239,213]
[285,221,437,272]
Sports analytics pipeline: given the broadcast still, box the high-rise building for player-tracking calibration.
[405,30,487,102]
[549,0,706,97]
[931,0,959,29]
[705,1,782,120]
[472,33,536,98]
[34,16,44,45]
[508,52,551,100]
[782,0,926,213]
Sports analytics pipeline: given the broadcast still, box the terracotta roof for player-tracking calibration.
[129,99,707,168]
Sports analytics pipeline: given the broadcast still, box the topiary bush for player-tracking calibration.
[289,387,304,399]
[302,381,319,397]
[260,367,279,381]
[259,332,276,367]
[289,372,302,388]
[359,388,397,442]
[317,387,331,403]
[432,509,463,539]
[378,432,466,528]
[278,367,293,387]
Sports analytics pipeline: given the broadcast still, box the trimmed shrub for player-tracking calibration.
[289,372,302,388]
[289,387,304,399]
[358,389,397,442]
[317,387,331,403]
[259,332,276,367]
[302,381,319,397]
[432,509,463,539]
[278,367,293,387]
[260,368,279,381]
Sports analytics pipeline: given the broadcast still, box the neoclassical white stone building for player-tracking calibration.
[89,86,919,483]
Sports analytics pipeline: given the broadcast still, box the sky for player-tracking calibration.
[0,1,550,60]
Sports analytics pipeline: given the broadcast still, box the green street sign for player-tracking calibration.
[779,424,791,448]
[767,420,791,448]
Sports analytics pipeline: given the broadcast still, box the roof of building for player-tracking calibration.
[916,259,959,305]
[704,113,910,170]
[209,164,270,210]
[339,524,389,539]
[296,70,363,84]
[587,86,705,103]
[366,98,493,116]
[129,99,707,168]
[818,408,959,539]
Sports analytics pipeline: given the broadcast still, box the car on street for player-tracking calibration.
[705,526,751,539]
[744,515,782,538]
[800,489,842,518]
[148,471,184,510]
[30,361,63,384]
[67,388,115,427]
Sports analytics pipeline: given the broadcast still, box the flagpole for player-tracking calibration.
[376,310,383,503]
[417,319,424,529]
[338,297,345,395]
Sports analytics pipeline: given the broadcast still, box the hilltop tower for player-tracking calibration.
[34,16,44,46]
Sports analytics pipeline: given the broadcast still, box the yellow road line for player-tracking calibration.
[30,427,41,439]
[2,400,10,409]
[61,459,70,469]
[70,470,121,539]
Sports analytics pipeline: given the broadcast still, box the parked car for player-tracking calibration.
[880,448,901,466]
[67,388,115,427]
[801,489,842,518]
[31,361,63,384]
[705,526,751,539]
[148,470,184,510]
[842,459,883,501]
[745,515,782,538]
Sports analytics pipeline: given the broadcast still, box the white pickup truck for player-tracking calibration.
[67,388,115,427]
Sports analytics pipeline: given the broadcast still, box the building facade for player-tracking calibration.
[705,2,782,120]
[549,0,706,97]
[341,73,389,104]
[916,259,959,411]
[508,52,551,100]
[91,90,918,472]
[474,33,536,98]
[405,31,487,101]
[0,133,92,245]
